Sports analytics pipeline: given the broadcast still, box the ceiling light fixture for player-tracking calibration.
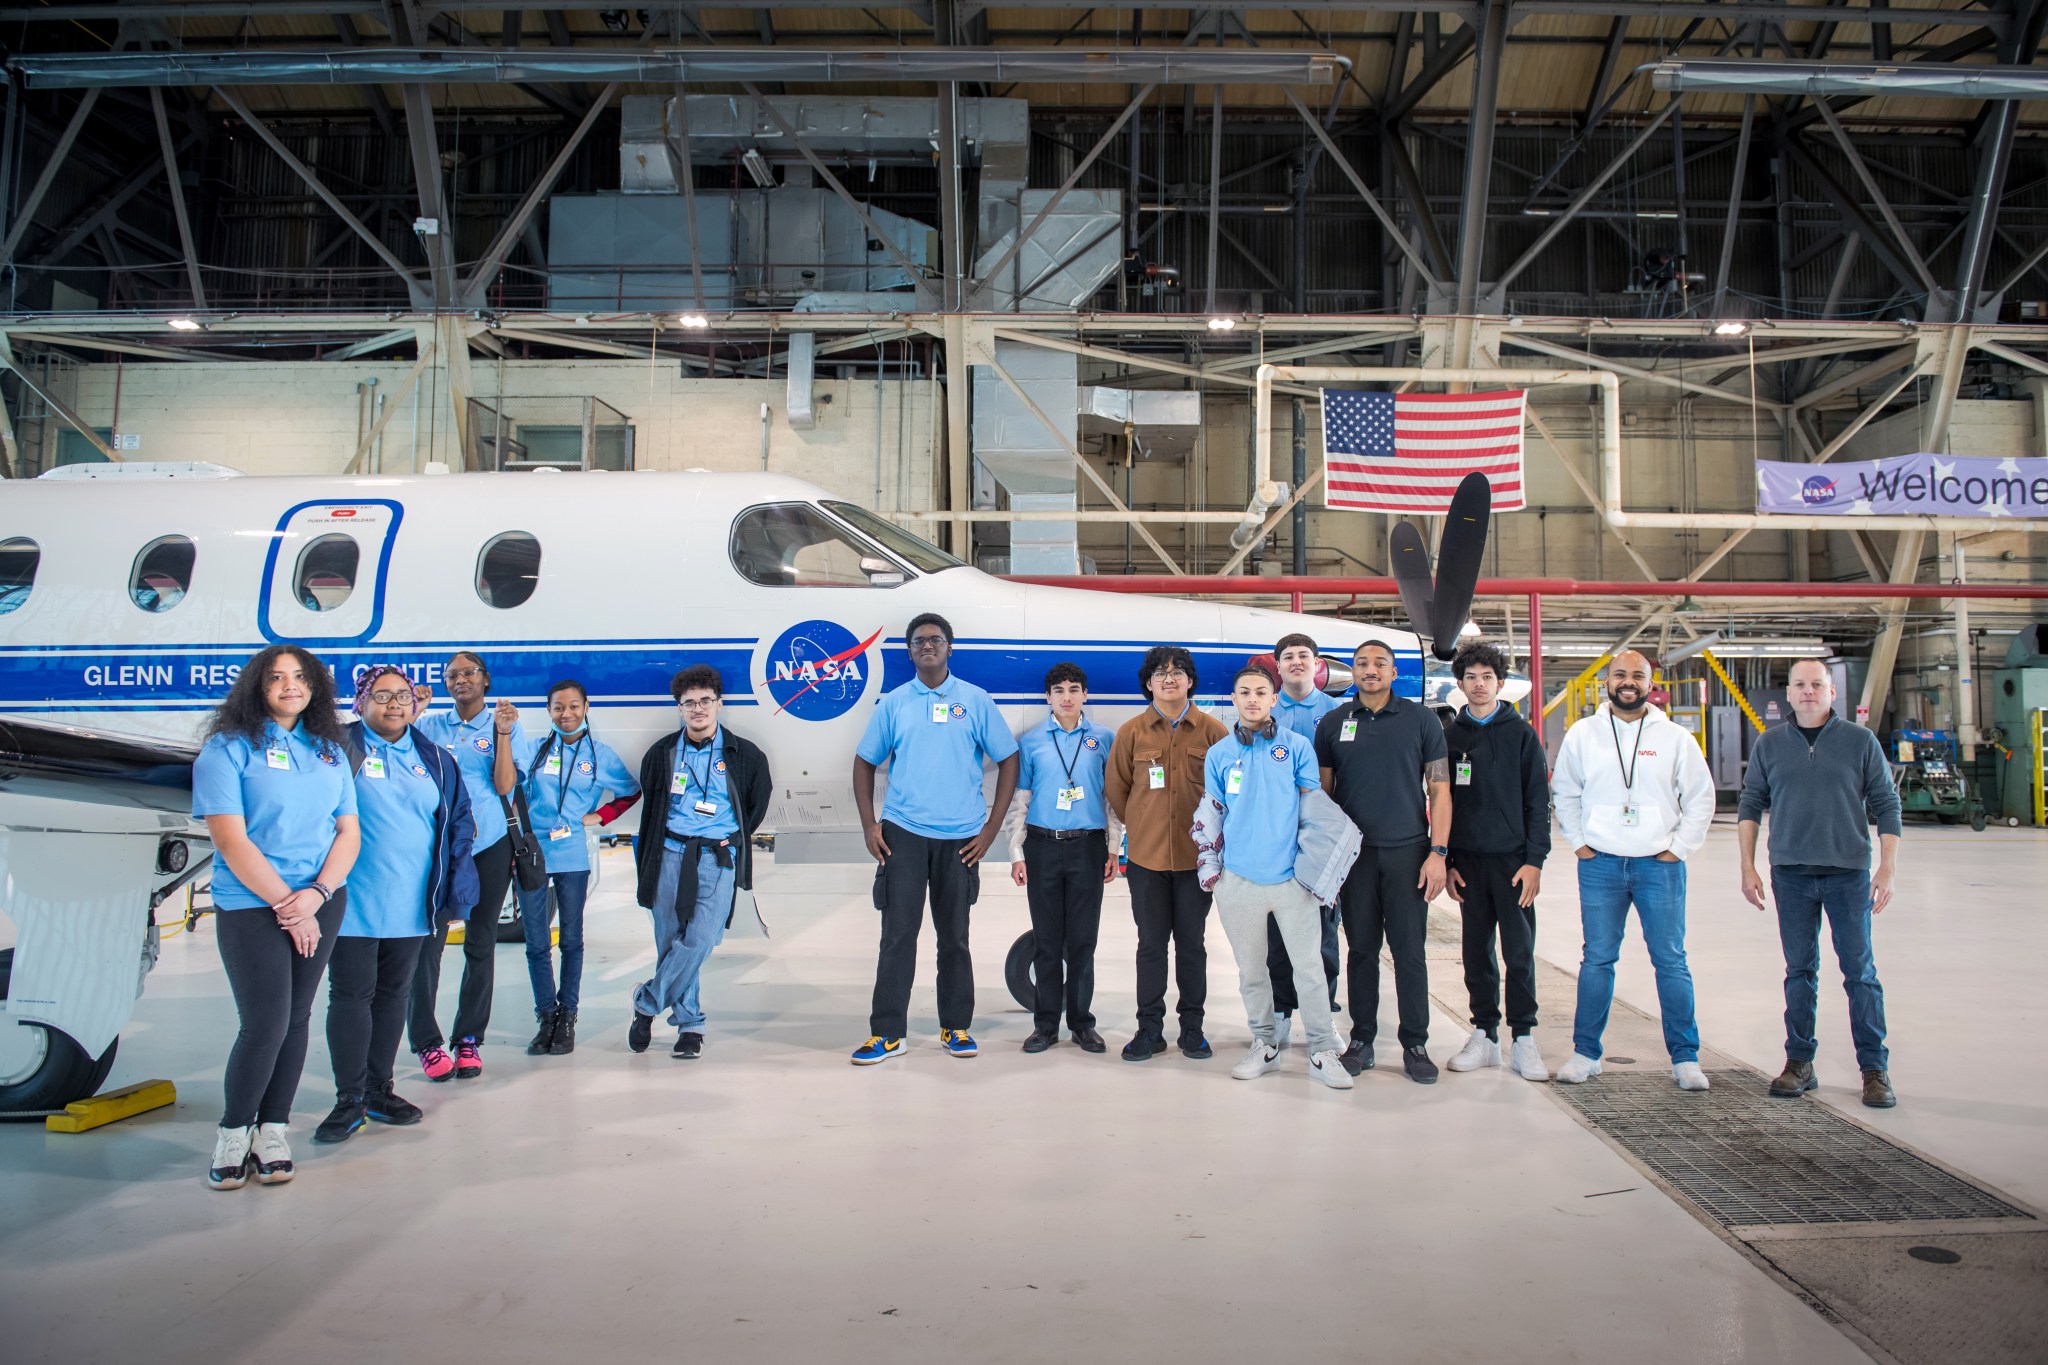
[1207,316,1236,331]
[676,313,710,329]
[166,317,202,332]
[1713,320,1749,336]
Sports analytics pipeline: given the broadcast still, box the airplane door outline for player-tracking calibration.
[256,499,405,648]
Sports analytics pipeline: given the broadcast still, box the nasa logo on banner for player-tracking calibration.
[760,620,884,722]
[1800,474,1839,507]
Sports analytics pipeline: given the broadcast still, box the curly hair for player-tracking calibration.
[1043,661,1089,692]
[206,644,348,750]
[1451,640,1513,682]
[1137,644,1198,700]
[671,663,724,700]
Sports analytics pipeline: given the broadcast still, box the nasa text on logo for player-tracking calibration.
[1800,474,1839,507]
[764,620,883,721]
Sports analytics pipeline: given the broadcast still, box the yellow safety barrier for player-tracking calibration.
[1546,653,1613,724]
[2035,709,2045,829]
[46,1079,176,1133]
[1699,650,1766,734]
[446,922,557,946]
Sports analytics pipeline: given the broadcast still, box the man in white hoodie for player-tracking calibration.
[1551,651,1717,1091]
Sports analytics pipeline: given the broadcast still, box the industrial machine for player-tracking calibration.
[1990,623,2048,825]
[1892,729,1987,831]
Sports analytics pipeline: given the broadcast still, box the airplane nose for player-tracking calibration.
[1322,660,1353,695]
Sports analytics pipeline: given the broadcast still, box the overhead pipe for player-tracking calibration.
[1007,574,2048,601]
[1649,59,2048,100]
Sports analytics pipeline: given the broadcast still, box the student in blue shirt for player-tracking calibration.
[1266,632,1343,1049]
[410,651,537,1083]
[850,612,1019,1065]
[315,667,478,1146]
[1005,662,1120,1055]
[519,679,641,1057]
[191,645,361,1190]
[1197,665,1352,1091]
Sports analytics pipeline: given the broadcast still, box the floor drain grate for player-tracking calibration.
[1555,1068,2033,1228]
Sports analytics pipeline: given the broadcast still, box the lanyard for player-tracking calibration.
[1608,712,1646,792]
[551,732,587,814]
[682,735,718,802]
[1048,718,1087,785]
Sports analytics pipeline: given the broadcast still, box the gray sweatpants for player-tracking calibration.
[1214,870,1341,1056]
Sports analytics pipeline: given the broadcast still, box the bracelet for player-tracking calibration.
[308,880,334,904]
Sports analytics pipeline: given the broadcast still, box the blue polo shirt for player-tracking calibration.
[1204,725,1319,886]
[344,727,436,938]
[417,707,537,851]
[857,673,1019,840]
[526,730,640,872]
[192,719,358,910]
[1016,714,1116,832]
[1273,687,1339,742]
[666,728,737,843]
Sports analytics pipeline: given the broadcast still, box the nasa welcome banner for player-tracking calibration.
[1757,452,2048,517]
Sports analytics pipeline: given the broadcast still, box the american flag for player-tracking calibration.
[1319,388,1527,513]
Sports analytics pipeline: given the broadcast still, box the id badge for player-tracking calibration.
[265,746,291,770]
[693,798,718,817]
[1057,784,1083,811]
[361,754,387,780]
[931,701,950,723]
[543,753,562,776]
[548,824,572,842]
[1226,766,1244,795]
[671,769,689,795]
[1455,759,1472,787]
[1621,803,1640,827]
[1147,763,1166,791]
[1340,719,1358,743]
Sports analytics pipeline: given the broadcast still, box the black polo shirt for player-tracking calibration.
[1315,693,1447,847]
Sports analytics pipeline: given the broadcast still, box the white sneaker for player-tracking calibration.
[1554,1053,1603,1084]
[1231,1041,1282,1080]
[250,1121,295,1185]
[1673,1061,1711,1091]
[1273,1014,1293,1050]
[1308,1050,1355,1090]
[1508,1035,1549,1081]
[1446,1028,1501,1072]
[207,1125,253,1190]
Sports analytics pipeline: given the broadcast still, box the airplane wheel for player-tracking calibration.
[0,948,119,1116]
[1005,931,1036,1011]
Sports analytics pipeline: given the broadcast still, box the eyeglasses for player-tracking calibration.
[679,698,718,711]
[909,636,948,650]
[446,667,483,681]
[367,690,412,705]
[1151,667,1189,681]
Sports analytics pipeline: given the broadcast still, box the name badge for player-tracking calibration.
[1340,719,1358,742]
[694,798,718,817]
[931,701,950,723]
[671,770,689,795]
[548,824,573,842]
[1226,766,1244,795]
[543,753,562,776]
[1056,784,1083,811]
[1621,803,1640,827]
[1455,759,1472,786]
[265,746,291,770]
[361,754,387,780]
[1147,763,1165,790]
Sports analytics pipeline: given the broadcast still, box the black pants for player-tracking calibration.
[1267,904,1341,1014]
[1339,842,1431,1050]
[409,835,512,1052]
[1451,851,1538,1038]
[328,933,427,1100]
[1022,829,1106,1033]
[215,892,346,1128]
[869,821,979,1038]
[1127,864,1210,1037]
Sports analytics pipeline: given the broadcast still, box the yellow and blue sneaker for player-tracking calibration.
[851,1036,905,1066]
[940,1029,979,1058]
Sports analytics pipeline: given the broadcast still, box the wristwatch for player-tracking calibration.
[1429,845,1449,858]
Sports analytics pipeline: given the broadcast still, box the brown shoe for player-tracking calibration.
[1861,1069,1896,1108]
[1769,1059,1817,1098]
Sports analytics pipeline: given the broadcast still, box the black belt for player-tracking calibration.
[1027,824,1103,842]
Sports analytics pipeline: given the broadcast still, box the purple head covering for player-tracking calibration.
[353,665,425,721]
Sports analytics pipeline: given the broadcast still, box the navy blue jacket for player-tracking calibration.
[344,720,480,928]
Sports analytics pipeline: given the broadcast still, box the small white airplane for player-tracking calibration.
[0,462,1431,1109]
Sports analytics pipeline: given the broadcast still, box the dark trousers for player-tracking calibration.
[1022,829,1106,1033]
[869,821,978,1038]
[1267,904,1341,1014]
[1772,867,1888,1071]
[409,835,513,1052]
[214,892,346,1128]
[1339,842,1431,1050]
[327,933,427,1100]
[1451,851,1538,1038]
[1127,864,1210,1037]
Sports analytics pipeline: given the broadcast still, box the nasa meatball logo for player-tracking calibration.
[1800,474,1839,507]
[764,620,884,721]
[1270,744,1290,762]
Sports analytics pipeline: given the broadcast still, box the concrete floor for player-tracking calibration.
[3,821,2042,1365]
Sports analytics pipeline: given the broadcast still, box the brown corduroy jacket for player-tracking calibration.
[1105,702,1229,872]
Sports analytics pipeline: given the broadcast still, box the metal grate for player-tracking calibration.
[1556,1069,2034,1228]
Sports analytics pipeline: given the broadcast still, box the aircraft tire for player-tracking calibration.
[0,948,119,1116]
[1005,930,1035,1012]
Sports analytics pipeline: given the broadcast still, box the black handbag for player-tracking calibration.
[500,784,548,894]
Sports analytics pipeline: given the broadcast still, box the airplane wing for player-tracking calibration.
[0,714,200,809]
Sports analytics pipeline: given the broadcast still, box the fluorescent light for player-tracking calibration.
[676,313,710,329]
[1207,317,1236,331]
[741,148,775,189]
[167,317,202,332]
[1713,321,1749,336]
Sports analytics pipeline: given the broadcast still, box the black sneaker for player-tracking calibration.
[1403,1046,1440,1084]
[366,1087,423,1126]
[313,1098,367,1144]
[526,1010,558,1056]
[1121,1031,1166,1062]
[1340,1041,1375,1076]
[673,1031,703,1060]
[550,1012,577,1056]
[1178,1030,1213,1060]
[1021,1029,1057,1054]
[1071,1027,1107,1054]
[629,1011,654,1053]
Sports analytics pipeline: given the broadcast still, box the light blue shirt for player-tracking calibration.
[526,730,640,872]
[417,707,537,851]
[1204,726,1319,886]
[857,673,1019,840]
[1464,704,1501,726]
[344,727,436,938]
[192,719,358,910]
[1016,714,1116,832]
[666,728,737,843]
[1273,687,1340,742]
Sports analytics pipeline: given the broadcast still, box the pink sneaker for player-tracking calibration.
[454,1041,482,1080]
[419,1046,455,1082]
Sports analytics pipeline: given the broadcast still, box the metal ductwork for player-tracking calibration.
[1650,59,2048,99]
[7,47,1343,89]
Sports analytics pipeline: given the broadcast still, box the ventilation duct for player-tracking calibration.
[1649,59,2048,99]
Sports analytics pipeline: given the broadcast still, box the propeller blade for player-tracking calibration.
[1387,520,1436,641]
[1429,472,1493,661]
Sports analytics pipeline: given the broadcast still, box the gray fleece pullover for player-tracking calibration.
[1737,716,1904,870]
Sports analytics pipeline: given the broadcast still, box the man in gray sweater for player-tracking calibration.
[1737,658,1903,1108]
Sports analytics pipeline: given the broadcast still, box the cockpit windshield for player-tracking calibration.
[821,501,965,574]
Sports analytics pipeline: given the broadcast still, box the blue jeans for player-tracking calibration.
[1571,853,1700,1064]
[519,871,590,1016]
[633,845,733,1032]
[1771,868,1888,1071]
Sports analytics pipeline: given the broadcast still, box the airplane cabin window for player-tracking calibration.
[293,533,360,612]
[820,501,964,573]
[730,503,906,588]
[129,535,196,613]
[476,531,541,608]
[0,537,39,615]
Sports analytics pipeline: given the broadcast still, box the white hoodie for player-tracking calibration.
[1552,702,1716,859]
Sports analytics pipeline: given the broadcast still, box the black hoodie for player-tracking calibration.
[1441,705,1552,868]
